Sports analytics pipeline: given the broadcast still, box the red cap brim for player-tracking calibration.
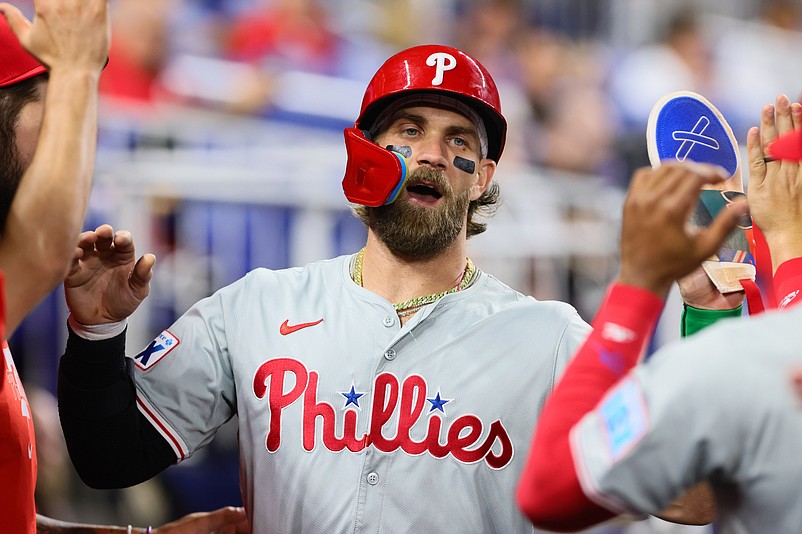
[0,18,46,88]
[767,129,802,162]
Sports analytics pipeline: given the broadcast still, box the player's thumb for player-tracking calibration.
[699,198,748,259]
[0,4,32,45]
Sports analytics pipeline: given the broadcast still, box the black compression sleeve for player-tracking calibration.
[57,325,177,488]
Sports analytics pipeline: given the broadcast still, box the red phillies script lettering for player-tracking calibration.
[253,358,513,469]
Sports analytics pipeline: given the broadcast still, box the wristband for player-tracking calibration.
[774,257,802,309]
[681,304,742,337]
[68,314,127,340]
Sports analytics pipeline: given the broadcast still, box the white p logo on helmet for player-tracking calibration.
[426,52,457,86]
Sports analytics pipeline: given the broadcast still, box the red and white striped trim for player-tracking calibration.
[135,394,189,462]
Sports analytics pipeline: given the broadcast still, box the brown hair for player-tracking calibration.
[465,180,500,237]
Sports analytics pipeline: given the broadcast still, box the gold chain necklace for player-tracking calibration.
[352,248,476,316]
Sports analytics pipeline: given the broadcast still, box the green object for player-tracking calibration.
[681,304,742,337]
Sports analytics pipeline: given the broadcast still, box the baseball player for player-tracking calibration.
[0,2,247,532]
[517,94,802,533]
[57,44,718,533]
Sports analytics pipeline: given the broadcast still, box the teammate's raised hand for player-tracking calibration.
[0,0,109,75]
[746,94,802,271]
[64,224,155,325]
[618,161,747,298]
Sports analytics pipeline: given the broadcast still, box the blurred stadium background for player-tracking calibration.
[14,0,802,531]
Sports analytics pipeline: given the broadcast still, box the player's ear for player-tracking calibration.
[470,158,495,201]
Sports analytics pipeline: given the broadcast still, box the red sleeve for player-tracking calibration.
[517,283,664,532]
[774,257,802,309]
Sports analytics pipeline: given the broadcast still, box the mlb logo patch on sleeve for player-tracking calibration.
[597,376,649,462]
[133,330,180,370]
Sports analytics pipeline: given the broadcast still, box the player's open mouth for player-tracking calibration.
[406,182,443,205]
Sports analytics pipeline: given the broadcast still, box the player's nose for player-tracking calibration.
[415,137,449,170]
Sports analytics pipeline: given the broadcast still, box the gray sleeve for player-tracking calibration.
[131,282,240,460]
[569,334,753,515]
[553,311,593,381]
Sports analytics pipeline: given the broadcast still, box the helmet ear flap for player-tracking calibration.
[342,128,409,207]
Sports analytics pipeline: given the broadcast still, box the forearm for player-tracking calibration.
[518,283,664,531]
[14,69,99,246]
[0,70,101,333]
[37,514,135,533]
[58,326,176,488]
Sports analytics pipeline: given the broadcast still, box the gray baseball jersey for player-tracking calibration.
[571,305,802,534]
[129,254,590,534]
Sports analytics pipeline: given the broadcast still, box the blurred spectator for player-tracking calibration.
[516,30,570,126]
[515,30,622,182]
[454,0,527,84]
[530,0,608,41]
[711,0,802,136]
[538,80,621,181]
[607,6,715,184]
[225,0,341,75]
[608,7,715,130]
[100,0,176,104]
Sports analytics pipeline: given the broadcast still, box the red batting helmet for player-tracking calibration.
[0,17,46,88]
[355,44,507,162]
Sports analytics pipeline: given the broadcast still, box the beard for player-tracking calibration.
[359,167,472,260]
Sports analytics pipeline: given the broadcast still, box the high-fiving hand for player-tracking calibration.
[618,161,748,298]
[0,0,109,76]
[746,94,802,271]
[64,224,155,326]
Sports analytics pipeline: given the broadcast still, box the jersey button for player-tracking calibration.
[384,349,396,361]
[382,315,395,327]
[366,472,379,485]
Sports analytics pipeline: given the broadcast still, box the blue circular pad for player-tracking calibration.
[650,95,739,178]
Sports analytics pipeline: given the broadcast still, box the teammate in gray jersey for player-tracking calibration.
[57,44,710,533]
[517,94,802,534]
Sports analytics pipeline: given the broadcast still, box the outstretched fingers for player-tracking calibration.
[774,94,794,137]
[761,102,779,149]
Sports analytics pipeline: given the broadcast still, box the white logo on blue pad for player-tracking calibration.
[672,116,720,160]
[598,376,649,462]
[650,93,738,178]
[134,330,180,370]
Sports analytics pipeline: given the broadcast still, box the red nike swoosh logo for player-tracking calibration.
[280,318,324,335]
